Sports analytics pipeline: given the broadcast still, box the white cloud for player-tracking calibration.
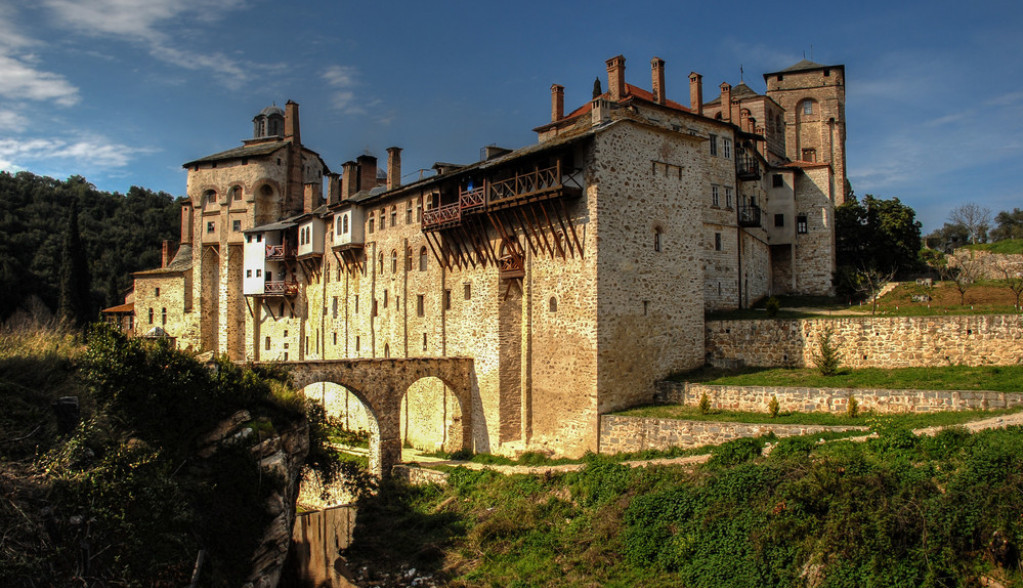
[0,54,79,106]
[0,109,27,129]
[0,135,153,173]
[41,0,254,87]
[323,65,367,114]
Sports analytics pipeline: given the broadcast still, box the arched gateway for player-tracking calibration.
[278,358,475,476]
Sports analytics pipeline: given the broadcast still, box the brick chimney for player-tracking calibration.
[161,240,172,267]
[356,154,377,192]
[341,161,357,200]
[719,82,732,122]
[651,57,665,104]
[284,100,301,145]
[303,183,320,213]
[551,84,564,121]
[386,147,402,190]
[606,55,626,101]
[327,172,341,205]
[689,72,703,116]
[180,203,193,244]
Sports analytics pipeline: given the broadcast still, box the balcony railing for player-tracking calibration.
[264,281,299,296]
[460,186,486,211]
[736,155,761,181]
[499,253,525,280]
[422,203,461,228]
[265,244,296,260]
[488,163,560,205]
[738,205,762,228]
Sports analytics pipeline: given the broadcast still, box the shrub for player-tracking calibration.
[846,394,859,418]
[765,296,780,317]
[698,392,711,414]
[768,395,780,418]
[812,325,842,376]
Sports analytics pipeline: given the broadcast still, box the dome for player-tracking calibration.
[259,104,284,118]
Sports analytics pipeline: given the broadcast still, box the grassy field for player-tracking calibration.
[673,364,1023,392]
[962,238,1023,254]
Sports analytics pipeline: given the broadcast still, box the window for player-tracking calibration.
[444,289,452,310]
[653,228,662,252]
[406,201,413,224]
[161,308,166,325]
[417,294,425,317]
[772,174,784,188]
[380,208,386,229]
[354,295,359,314]
[711,185,720,207]
[378,253,384,274]
[549,297,558,312]
[405,248,413,271]
[797,214,808,234]
[725,187,733,209]
[464,283,471,300]
[256,234,262,242]
[207,221,215,233]
[802,99,813,115]
[333,332,337,345]
[801,148,817,162]
[715,232,722,251]
[246,234,252,243]
[422,333,428,352]
[332,296,338,318]
[419,247,428,271]
[709,134,718,156]
[246,269,252,278]
[368,215,375,233]
[265,336,271,351]
[775,214,785,227]
[391,250,397,273]
[384,344,390,358]
[231,186,242,201]
[148,308,154,324]
[723,138,732,159]
[416,198,423,222]
[154,287,160,297]
[372,299,378,316]
[355,336,360,351]
[383,289,388,309]
[390,206,397,227]
[233,220,241,232]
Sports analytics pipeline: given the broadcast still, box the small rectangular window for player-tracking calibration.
[246,270,252,278]
[417,294,425,317]
[355,336,360,351]
[723,138,732,159]
[444,289,452,310]
[372,299,378,316]
[422,332,428,352]
[354,295,359,314]
[256,269,261,277]
[797,214,808,234]
[711,185,720,207]
[232,220,241,232]
[207,221,215,233]
[725,187,733,209]
[709,134,718,156]
[332,332,337,345]
[383,289,388,309]
[464,284,471,300]
[256,234,262,243]
[772,174,784,188]
[265,336,271,351]
[715,232,722,251]
[775,214,785,227]
[332,296,338,318]
[246,234,252,243]
[155,287,160,297]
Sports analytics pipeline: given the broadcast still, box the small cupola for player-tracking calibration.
[252,104,285,139]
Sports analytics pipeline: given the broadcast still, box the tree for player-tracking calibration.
[948,203,991,245]
[990,208,1023,242]
[924,222,970,254]
[57,200,93,327]
[836,195,922,276]
[940,252,981,306]
[849,265,898,315]
[994,258,1023,310]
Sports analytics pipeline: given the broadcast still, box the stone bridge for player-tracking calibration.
[276,358,476,476]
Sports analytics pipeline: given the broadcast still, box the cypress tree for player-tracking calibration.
[58,200,93,327]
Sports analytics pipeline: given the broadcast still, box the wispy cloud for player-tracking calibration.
[0,54,79,106]
[0,109,28,129]
[41,0,256,88]
[323,65,365,114]
[0,135,154,173]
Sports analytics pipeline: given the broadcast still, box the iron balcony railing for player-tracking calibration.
[738,205,762,228]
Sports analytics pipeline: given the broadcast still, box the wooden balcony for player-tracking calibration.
[265,243,296,260]
[499,253,524,280]
[736,155,761,181]
[264,280,299,296]
[488,163,563,208]
[422,203,461,230]
[739,205,762,228]
[460,186,486,211]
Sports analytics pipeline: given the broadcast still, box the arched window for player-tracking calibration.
[384,344,390,358]
[230,186,242,201]
[419,246,428,271]
[342,215,349,234]
[390,206,397,227]
[416,198,423,222]
[202,190,216,208]
[368,214,375,233]
[405,247,413,271]
[549,297,558,312]
[391,250,398,273]
[406,201,413,224]
[260,184,273,197]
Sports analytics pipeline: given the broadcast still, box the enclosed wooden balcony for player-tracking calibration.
[736,155,761,181]
[266,243,296,261]
[499,253,524,280]
[264,280,299,296]
[738,205,762,228]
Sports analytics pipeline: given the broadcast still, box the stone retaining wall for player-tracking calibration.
[392,464,449,486]
[598,415,865,454]
[706,314,1023,368]
[656,381,1023,414]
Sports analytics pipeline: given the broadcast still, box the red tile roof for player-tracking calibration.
[562,83,691,121]
[101,302,134,314]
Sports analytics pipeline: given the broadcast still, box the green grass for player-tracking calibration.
[616,404,1021,429]
[963,238,1023,254]
[673,364,1023,393]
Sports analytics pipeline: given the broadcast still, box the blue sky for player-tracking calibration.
[1,0,1021,232]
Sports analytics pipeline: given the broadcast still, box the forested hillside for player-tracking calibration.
[0,171,182,321]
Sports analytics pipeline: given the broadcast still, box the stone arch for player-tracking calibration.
[252,180,283,226]
[400,375,468,454]
[195,186,219,209]
[796,97,819,121]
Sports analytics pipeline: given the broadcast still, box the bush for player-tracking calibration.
[698,392,711,414]
[765,296,780,317]
[846,394,859,418]
[812,325,842,376]
[768,395,780,418]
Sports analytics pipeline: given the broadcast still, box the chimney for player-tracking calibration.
[551,84,565,121]
[284,100,301,146]
[689,72,703,116]
[357,154,377,192]
[161,240,172,267]
[719,82,732,122]
[180,203,193,244]
[740,109,750,132]
[341,161,357,200]
[651,57,666,104]
[303,183,320,213]
[606,55,626,101]
[327,172,341,205]
[386,146,402,190]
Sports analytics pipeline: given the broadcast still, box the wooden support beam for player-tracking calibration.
[518,205,550,258]
[557,199,584,258]
[529,203,558,259]
[537,201,566,259]
[474,216,498,264]
[424,231,449,271]
[508,208,537,256]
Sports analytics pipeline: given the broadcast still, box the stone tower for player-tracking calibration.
[764,60,847,204]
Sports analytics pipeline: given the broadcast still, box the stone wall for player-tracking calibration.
[706,314,1023,368]
[949,249,1023,280]
[655,381,1023,414]
[598,415,864,454]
